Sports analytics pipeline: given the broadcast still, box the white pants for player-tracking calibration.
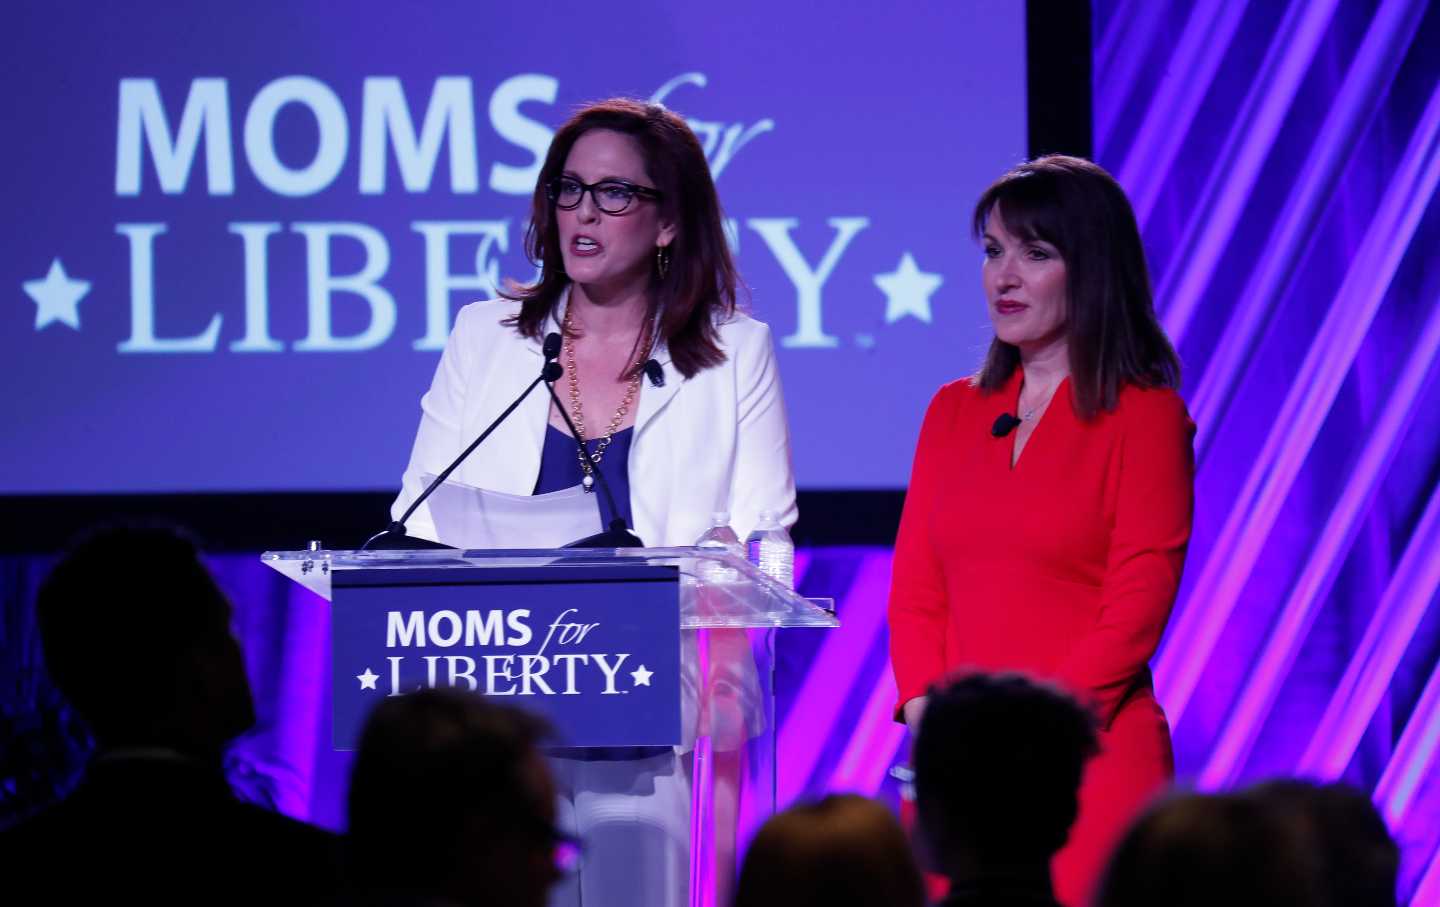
[548,751,692,907]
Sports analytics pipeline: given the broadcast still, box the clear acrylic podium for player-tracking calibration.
[262,545,839,907]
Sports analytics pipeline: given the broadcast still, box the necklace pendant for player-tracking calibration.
[582,473,595,492]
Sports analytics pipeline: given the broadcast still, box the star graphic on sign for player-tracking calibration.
[357,668,379,690]
[630,664,653,687]
[874,253,942,324]
[23,258,92,331]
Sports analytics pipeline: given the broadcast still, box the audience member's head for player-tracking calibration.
[1243,779,1398,907]
[35,523,254,756]
[347,688,563,907]
[1095,790,1321,907]
[733,793,925,907]
[913,672,1099,878]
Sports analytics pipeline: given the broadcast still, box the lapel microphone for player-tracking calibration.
[992,413,1023,438]
[643,359,665,388]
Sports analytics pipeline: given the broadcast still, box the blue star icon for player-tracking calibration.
[24,259,92,331]
[357,668,379,690]
[875,253,943,324]
[630,664,653,687]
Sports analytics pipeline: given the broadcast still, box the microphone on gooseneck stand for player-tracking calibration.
[360,333,566,550]
[992,412,1023,438]
[542,372,645,549]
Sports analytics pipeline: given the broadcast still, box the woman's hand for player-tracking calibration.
[902,695,929,738]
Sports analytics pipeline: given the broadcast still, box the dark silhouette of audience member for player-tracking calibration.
[913,673,1100,907]
[346,688,565,907]
[1095,790,1322,907]
[732,793,925,907]
[0,524,340,904]
[1243,779,1398,907]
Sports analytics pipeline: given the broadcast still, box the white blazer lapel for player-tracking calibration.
[461,323,550,496]
[633,340,682,437]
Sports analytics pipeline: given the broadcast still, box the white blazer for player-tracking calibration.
[392,294,798,548]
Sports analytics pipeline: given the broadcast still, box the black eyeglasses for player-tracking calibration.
[547,175,662,215]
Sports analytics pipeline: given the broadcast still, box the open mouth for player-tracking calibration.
[572,236,601,256]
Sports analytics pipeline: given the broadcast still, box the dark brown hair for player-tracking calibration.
[35,523,253,748]
[348,688,553,892]
[1096,791,1322,907]
[734,794,926,907]
[915,671,1099,868]
[502,98,738,379]
[1241,780,1399,907]
[971,155,1181,418]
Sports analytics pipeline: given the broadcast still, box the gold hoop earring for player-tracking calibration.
[656,245,670,280]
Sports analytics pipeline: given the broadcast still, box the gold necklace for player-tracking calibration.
[562,306,650,491]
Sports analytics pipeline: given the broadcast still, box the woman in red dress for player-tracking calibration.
[888,155,1194,907]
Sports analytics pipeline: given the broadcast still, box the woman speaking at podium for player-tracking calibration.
[392,98,795,552]
[888,156,1194,907]
[391,98,795,907]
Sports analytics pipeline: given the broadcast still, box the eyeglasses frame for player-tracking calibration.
[546,175,664,215]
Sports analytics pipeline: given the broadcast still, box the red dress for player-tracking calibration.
[889,369,1194,907]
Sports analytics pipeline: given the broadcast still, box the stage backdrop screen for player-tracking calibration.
[2,2,1026,493]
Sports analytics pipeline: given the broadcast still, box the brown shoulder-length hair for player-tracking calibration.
[971,155,1181,418]
[501,98,738,379]
[733,794,926,907]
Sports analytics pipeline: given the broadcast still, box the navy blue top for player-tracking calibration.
[532,425,635,532]
[534,424,662,761]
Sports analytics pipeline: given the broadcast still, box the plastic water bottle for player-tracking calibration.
[745,510,795,590]
[695,512,744,585]
[695,511,744,557]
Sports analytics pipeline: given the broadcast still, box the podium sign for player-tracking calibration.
[264,546,839,907]
[331,562,682,750]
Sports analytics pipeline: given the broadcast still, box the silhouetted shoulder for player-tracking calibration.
[0,776,341,903]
